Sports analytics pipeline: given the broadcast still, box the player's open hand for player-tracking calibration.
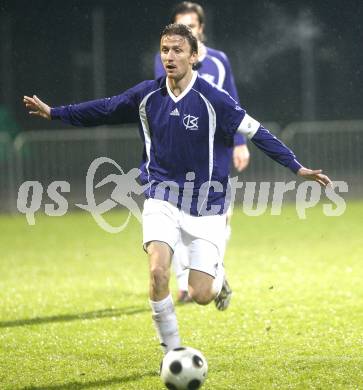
[23,95,51,120]
[297,167,332,187]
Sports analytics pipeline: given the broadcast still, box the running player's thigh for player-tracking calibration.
[181,212,226,258]
[187,237,220,278]
[142,198,180,253]
[187,237,219,295]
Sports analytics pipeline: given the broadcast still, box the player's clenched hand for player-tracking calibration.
[233,144,250,172]
[23,95,51,120]
[297,167,332,187]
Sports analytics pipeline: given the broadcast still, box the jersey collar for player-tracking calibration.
[166,71,198,103]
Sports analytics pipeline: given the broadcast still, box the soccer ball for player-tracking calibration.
[160,346,208,390]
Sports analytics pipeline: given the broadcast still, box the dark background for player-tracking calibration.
[1,0,362,130]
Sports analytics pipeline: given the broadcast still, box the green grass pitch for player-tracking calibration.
[0,202,362,389]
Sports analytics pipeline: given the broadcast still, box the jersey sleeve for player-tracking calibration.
[50,81,150,126]
[154,53,165,79]
[214,89,246,138]
[237,115,303,173]
[233,132,246,146]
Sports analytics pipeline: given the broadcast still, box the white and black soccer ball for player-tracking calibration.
[160,346,208,390]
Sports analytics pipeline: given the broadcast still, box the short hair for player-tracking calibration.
[170,2,205,26]
[160,23,198,54]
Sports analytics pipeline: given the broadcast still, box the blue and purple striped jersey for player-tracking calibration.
[51,72,302,216]
[154,46,245,146]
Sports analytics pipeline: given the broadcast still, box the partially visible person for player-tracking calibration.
[154,1,249,303]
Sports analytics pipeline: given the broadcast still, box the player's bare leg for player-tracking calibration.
[148,241,172,300]
[147,241,181,353]
[188,264,227,307]
[188,269,215,305]
[185,234,231,310]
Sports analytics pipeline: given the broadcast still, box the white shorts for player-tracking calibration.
[142,198,226,277]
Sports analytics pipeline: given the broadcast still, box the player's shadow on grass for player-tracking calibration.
[0,307,150,328]
[22,371,158,390]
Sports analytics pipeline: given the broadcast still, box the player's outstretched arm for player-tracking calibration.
[24,81,149,127]
[235,114,333,187]
[23,95,51,120]
[297,167,332,187]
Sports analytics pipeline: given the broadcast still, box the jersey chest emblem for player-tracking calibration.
[183,114,199,131]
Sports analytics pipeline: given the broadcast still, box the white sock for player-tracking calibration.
[150,294,181,353]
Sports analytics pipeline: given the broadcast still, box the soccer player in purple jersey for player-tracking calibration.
[155,2,250,303]
[24,24,331,354]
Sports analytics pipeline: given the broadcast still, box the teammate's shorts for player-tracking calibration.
[142,198,226,277]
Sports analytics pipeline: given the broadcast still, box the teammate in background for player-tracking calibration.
[24,24,331,354]
[155,1,249,303]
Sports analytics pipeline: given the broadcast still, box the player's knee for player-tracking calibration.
[150,264,169,289]
[147,242,171,289]
[189,289,213,305]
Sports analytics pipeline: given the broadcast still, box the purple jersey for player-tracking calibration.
[51,72,302,216]
[154,46,245,146]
